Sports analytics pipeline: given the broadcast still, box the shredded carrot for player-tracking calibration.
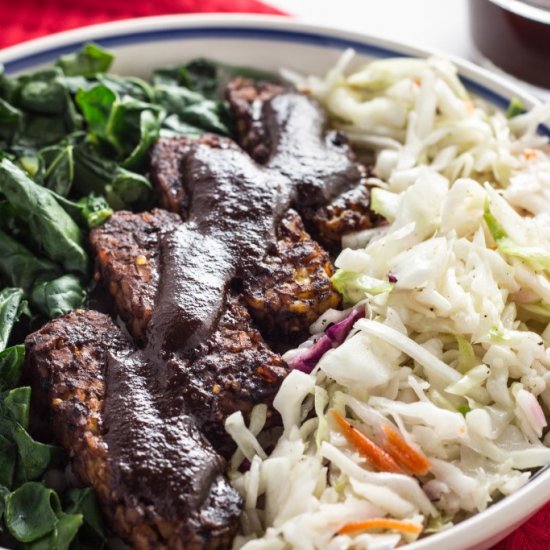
[381,424,431,476]
[338,518,423,536]
[524,148,538,160]
[330,410,403,474]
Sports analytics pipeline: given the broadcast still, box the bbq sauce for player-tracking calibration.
[263,93,365,206]
[148,92,363,354]
[148,141,288,354]
[104,351,242,536]
[102,90,364,526]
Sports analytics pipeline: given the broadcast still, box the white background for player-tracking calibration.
[266,0,475,58]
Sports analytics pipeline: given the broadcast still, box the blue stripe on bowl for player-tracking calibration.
[4,25,550,137]
[5,27,403,73]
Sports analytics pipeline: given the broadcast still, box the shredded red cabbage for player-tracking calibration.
[287,307,365,373]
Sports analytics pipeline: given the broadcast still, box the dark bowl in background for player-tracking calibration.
[469,0,550,89]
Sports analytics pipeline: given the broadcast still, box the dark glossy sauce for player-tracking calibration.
[469,0,550,88]
[102,91,363,521]
[103,351,242,538]
[148,141,287,354]
[264,94,363,205]
[104,353,227,518]
[148,92,362,354]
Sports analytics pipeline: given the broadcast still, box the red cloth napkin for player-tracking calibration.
[492,503,550,550]
[0,0,284,48]
[1,1,549,549]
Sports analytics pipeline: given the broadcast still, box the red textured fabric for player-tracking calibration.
[492,504,550,550]
[0,0,284,48]
[1,1,549,549]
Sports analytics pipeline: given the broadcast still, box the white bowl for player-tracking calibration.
[1,14,548,550]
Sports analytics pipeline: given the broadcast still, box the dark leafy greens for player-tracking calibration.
[40,144,74,197]
[0,98,22,144]
[75,194,114,229]
[0,383,59,488]
[64,488,107,548]
[0,288,25,353]
[72,141,153,210]
[5,482,83,548]
[0,159,88,275]
[30,274,86,319]
[0,229,60,292]
[55,43,115,78]
[0,345,24,391]
[0,66,82,150]
[152,57,277,98]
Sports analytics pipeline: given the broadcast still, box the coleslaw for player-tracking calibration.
[226,52,550,549]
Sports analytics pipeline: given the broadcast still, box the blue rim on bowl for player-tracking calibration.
[0,26,530,111]
[2,15,549,139]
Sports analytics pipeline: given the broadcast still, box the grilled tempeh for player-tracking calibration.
[25,310,242,550]
[150,137,341,341]
[90,208,180,342]
[90,210,288,450]
[226,77,378,248]
[24,79,379,550]
[243,209,340,341]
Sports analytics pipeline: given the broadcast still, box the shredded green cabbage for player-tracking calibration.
[228,53,550,550]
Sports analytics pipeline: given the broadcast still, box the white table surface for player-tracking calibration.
[265,0,550,100]
[267,0,474,58]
